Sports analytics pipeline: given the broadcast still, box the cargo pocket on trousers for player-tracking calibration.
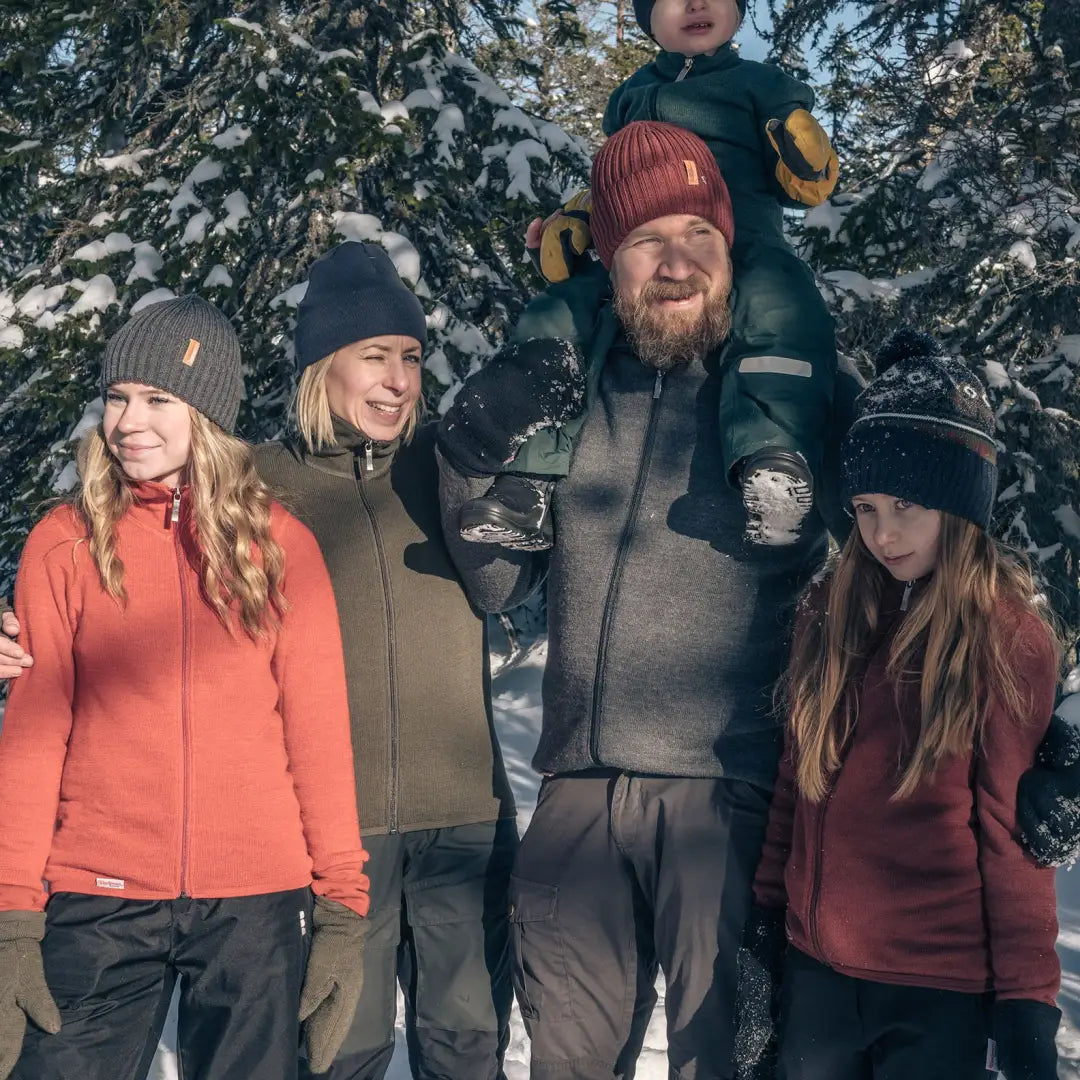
[509,875,573,1022]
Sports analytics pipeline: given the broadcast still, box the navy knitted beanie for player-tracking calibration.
[841,328,998,530]
[294,242,427,372]
[633,0,746,39]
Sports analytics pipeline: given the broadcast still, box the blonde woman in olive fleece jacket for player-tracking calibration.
[255,241,517,1080]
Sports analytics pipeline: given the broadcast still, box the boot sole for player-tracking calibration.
[459,506,553,551]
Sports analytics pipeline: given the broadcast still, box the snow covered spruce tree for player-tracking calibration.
[767,0,1080,641]
[0,0,590,591]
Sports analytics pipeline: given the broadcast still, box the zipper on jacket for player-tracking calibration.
[675,56,694,82]
[354,457,400,832]
[170,489,193,897]
[807,783,833,959]
[900,580,914,611]
[588,370,665,764]
[364,441,374,473]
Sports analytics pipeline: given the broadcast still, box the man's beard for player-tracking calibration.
[612,274,733,372]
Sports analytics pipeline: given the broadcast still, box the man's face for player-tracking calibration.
[610,214,733,370]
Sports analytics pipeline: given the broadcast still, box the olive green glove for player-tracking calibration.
[536,188,593,284]
[299,898,368,1074]
[0,911,61,1080]
[765,108,839,207]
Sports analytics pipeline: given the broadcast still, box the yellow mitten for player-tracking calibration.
[538,189,593,284]
[765,109,839,207]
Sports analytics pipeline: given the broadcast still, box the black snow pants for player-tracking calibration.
[13,887,313,1080]
[778,948,996,1080]
[300,817,517,1080]
[509,771,771,1080]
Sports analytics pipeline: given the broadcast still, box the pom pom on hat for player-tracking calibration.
[873,326,942,375]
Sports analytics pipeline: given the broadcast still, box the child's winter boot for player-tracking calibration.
[741,450,814,546]
[459,474,555,551]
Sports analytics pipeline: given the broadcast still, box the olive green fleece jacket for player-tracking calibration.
[255,419,515,836]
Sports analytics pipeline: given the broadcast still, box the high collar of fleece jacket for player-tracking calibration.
[297,413,401,480]
[655,42,740,80]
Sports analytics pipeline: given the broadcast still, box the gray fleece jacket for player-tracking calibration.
[439,307,833,789]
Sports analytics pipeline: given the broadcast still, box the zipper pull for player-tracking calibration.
[676,56,694,82]
[365,441,374,473]
[900,580,913,611]
[653,370,664,399]
[171,487,181,525]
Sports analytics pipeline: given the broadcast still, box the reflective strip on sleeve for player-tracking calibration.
[737,356,814,377]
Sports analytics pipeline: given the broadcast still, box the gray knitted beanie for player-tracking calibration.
[101,295,244,432]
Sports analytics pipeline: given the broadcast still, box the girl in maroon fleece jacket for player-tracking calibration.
[752,329,1062,1080]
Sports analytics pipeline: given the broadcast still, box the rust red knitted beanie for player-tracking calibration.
[590,121,735,267]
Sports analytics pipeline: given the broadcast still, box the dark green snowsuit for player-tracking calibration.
[507,43,837,484]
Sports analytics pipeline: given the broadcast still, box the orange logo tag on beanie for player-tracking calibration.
[683,160,700,186]
[182,339,201,366]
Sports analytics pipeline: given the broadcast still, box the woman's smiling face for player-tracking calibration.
[323,335,423,441]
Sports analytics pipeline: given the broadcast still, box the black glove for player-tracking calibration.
[436,338,585,478]
[993,998,1060,1080]
[1017,713,1080,866]
[734,904,787,1080]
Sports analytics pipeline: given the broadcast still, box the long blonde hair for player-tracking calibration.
[293,353,424,454]
[75,410,287,638]
[782,513,1061,802]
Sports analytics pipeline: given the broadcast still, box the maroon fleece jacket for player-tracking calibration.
[754,583,1059,1004]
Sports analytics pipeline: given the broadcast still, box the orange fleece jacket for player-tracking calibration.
[0,484,369,916]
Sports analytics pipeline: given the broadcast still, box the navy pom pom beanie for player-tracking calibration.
[841,327,998,530]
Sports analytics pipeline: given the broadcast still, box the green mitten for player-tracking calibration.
[0,911,61,1080]
[299,898,368,1074]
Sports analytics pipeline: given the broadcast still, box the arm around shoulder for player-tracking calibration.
[976,612,1060,1006]
[271,508,369,917]
[435,447,546,615]
[0,509,85,910]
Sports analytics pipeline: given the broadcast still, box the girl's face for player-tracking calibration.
[852,494,943,581]
[103,382,193,489]
[324,335,422,442]
[649,0,741,56]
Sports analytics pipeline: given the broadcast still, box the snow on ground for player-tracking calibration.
[138,633,1080,1078]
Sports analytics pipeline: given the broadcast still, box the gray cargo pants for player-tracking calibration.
[510,772,771,1080]
[301,818,517,1080]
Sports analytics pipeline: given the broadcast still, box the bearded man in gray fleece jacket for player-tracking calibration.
[435,121,844,1080]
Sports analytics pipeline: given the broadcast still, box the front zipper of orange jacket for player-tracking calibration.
[355,448,400,832]
[589,369,664,764]
[675,56,694,82]
[170,487,193,897]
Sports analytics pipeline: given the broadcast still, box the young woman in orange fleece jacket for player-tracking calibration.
[0,296,370,1080]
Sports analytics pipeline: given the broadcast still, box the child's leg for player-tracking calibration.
[861,981,992,1080]
[13,894,176,1080]
[778,948,869,1080]
[721,241,838,483]
[721,241,837,545]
